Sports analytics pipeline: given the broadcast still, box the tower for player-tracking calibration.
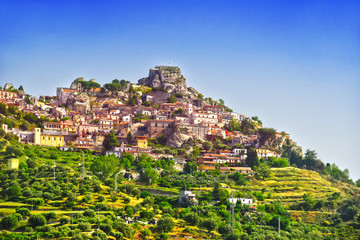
[77,83,82,93]
[34,128,41,145]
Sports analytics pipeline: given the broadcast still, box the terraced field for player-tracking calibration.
[233,167,345,206]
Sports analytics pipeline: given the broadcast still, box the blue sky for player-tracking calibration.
[1,0,359,180]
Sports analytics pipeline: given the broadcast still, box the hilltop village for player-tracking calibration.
[1,66,300,173]
[0,66,359,240]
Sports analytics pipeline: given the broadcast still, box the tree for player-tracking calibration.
[341,205,359,221]
[258,128,276,146]
[255,163,271,180]
[240,119,255,135]
[115,222,135,239]
[245,147,259,168]
[18,85,24,91]
[16,207,30,218]
[355,179,360,188]
[184,212,200,225]
[184,162,197,174]
[202,218,217,232]
[0,139,7,151]
[5,144,24,157]
[0,102,9,116]
[325,163,350,182]
[303,149,316,168]
[157,216,174,232]
[219,99,225,106]
[272,158,289,168]
[5,184,21,200]
[100,223,113,234]
[1,214,20,229]
[203,141,213,152]
[90,81,101,94]
[102,132,119,151]
[28,214,46,228]
[126,131,133,144]
[104,83,120,95]
[251,116,262,125]
[269,215,290,230]
[232,172,247,185]
[141,168,159,184]
[174,108,184,115]
[226,119,240,132]
[212,182,229,203]
[90,155,119,180]
[60,217,70,225]
[120,152,134,170]
[167,94,177,103]
[192,146,200,158]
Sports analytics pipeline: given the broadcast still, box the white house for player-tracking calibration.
[179,190,196,204]
[228,197,253,206]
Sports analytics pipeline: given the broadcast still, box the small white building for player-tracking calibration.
[228,197,253,206]
[173,158,186,171]
[179,190,196,204]
[122,115,131,122]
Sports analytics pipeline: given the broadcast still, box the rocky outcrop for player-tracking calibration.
[138,66,187,94]
[66,92,90,114]
[70,77,84,90]
[4,83,13,90]
[187,87,199,100]
[167,127,191,148]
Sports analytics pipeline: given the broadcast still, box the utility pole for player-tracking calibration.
[115,170,122,194]
[81,151,85,179]
[229,191,235,235]
[278,217,281,237]
[53,160,56,181]
[97,210,100,229]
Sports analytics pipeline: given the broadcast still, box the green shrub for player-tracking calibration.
[183,212,199,225]
[60,217,70,225]
[16,207,30,217]
[84,209,96,218]
[77,222,91,231]
[28,214,46,228]
[1,214,20,229]
[100,223,112,234]
[157,216,174,232]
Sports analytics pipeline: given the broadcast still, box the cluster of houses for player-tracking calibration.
[1,82,292,176]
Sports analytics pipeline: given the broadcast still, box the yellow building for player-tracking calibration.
[34,128,64,147]
[8,158,19,170]
[136,136,148,149]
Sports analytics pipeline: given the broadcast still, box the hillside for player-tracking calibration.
[0,144,359,239]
